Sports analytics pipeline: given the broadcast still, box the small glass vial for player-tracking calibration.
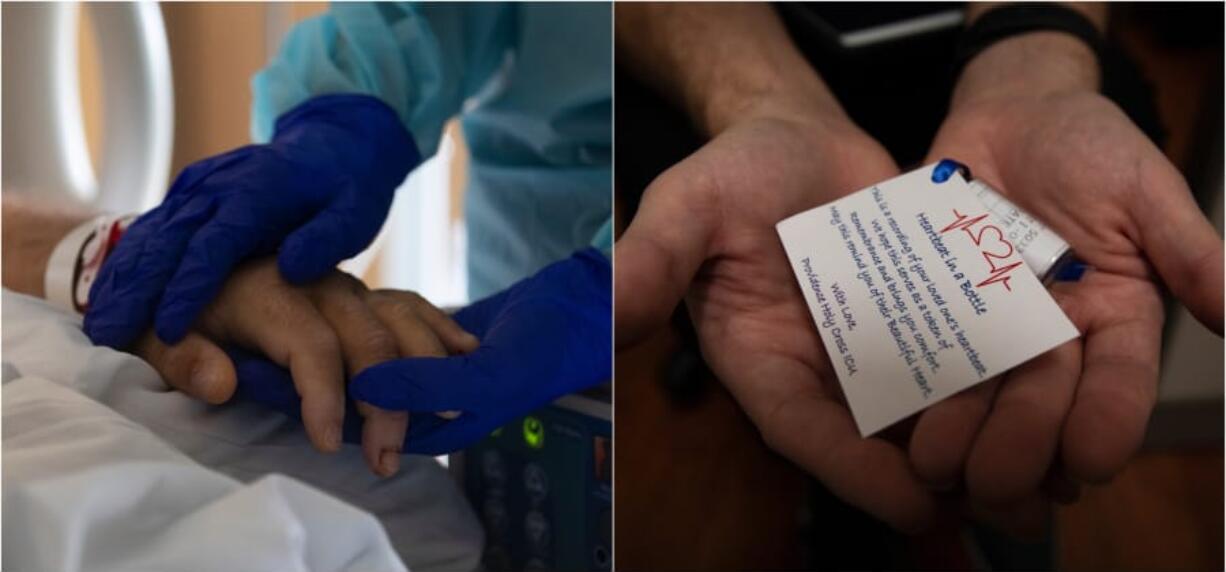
[932,159,1087,284]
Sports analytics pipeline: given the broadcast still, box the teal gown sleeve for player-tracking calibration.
[251,2,515,158]
[251,2,612,299]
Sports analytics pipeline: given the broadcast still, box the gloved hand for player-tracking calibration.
[369,248,610,454]
[229,248,611,455]
[906,27,1221,537]
[227,345,457,449]
[85,93,419,350]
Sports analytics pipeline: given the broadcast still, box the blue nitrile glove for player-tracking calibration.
[354,247,612,453]
[227,248,611,455]
[84,93,419,350]
[227,346,453,447]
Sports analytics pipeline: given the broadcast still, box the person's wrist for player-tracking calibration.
[0,194,95,298]
[687,19,848,138]
[703,74,851,139]
[951,30,1100,112]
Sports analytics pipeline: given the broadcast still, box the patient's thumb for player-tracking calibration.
[136,331,237,405]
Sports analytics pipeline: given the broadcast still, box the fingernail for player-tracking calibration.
[380,450,400,476]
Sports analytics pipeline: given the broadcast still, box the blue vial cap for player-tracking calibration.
[932,159,972,183]
[1052,259,1090,282]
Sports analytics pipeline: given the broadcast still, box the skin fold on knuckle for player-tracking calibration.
[306,280,400,364]
[297,326,343,366]
[351,326,399,374]
[369,291,419,322]
[313,270,369,302]
[372,296,448,355]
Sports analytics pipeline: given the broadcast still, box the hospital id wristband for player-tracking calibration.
[44,214,135,314]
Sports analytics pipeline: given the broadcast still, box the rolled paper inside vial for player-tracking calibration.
[966,180,1077,284]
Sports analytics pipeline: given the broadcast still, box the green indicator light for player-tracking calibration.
[522,416,545,449]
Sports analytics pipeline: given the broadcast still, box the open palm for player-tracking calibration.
[617,110,939,530]
[909,91,1223,517]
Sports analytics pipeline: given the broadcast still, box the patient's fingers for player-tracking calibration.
[358,402,408,476]
[310,274,400,376]
[202,262,345,453]
[371,289,479,354]
[134,330,237,405]
[310,273,408,477]
[367,290,460,420]
[367,290,451,358]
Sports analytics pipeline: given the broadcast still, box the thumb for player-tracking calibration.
[277,187,394,284]
[1133,160,1224,335]
[349,354,485,413]
[615,164,719,347]
[135,331,237,405]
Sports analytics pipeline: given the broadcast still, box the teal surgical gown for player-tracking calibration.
[251,2,612,300]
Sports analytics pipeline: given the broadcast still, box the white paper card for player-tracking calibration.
[776,163,1079,436]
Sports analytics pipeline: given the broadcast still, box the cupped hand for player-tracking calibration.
[617,102,940,531]
[130,257,477,476]
[348,248,612,455]
[909,88,1222,525]
[85,94,417,352]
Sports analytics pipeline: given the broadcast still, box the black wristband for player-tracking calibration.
[953,3,1104,80]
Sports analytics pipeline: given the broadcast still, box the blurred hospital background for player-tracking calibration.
[3,1,471,308]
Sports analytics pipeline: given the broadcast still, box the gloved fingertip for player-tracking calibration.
[82,315,140,350]
[153,312,193,346]
[276,242,333,284]
[346,371,379,402]
[348,366,409,409]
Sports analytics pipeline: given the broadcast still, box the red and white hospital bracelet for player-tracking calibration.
[44,214,135,314]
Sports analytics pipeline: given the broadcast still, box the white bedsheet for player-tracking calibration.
[1,290,484,572]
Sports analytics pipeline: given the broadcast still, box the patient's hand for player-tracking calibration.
[131,258,478,477]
